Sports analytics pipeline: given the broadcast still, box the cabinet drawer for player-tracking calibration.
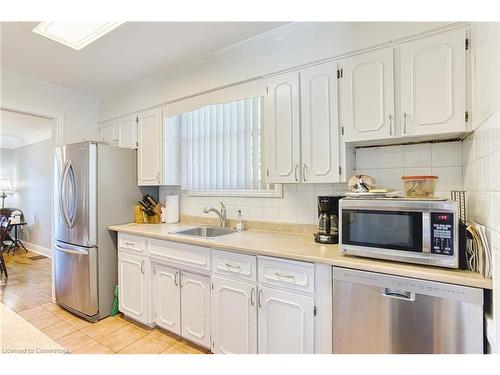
[258,256,314,293]
[213,249,257,282]
[118,233,146,254]
[148,238,211,271]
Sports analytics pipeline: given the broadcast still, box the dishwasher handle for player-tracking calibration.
[382,288,416,301]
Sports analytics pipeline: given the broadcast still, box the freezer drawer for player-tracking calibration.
[332,267,484,354]
[54,241,98,319]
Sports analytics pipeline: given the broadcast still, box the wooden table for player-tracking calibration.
[7,222,27,253]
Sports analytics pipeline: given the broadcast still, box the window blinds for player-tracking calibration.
[179,96,264,191]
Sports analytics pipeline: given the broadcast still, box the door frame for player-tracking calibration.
[1,99,64,303]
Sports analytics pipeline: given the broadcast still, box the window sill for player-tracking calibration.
[186,185,283,198]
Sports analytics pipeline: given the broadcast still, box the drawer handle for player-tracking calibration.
[124,242,135,247]
[250,287,255,306]
[174,271,179,287]
[225,262,241,270]
[258,289,263,308]
[275,272,295,281]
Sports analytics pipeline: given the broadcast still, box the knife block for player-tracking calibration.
[134,204,162,224]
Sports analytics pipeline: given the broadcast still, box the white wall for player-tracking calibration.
[99,22,451,121]
[1,70,99,144]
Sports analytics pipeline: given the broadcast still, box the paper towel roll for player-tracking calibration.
[165,195,179,223]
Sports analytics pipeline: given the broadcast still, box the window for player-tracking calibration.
[172,96,280,197]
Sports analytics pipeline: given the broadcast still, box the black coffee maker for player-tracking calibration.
[314,196,342,244]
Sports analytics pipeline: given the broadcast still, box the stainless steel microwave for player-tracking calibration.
[339,198,458,268]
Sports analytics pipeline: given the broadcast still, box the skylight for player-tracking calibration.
[32,22,123,50]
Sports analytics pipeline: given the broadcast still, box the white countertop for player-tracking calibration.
[109,222,493,289]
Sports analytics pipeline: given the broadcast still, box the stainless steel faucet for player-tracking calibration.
[203,202,227,227]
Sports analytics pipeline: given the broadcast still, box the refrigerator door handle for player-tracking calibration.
[59,161,71,228]
[54,242,89,256]
[66,163,77,228]
[60,161,77,228]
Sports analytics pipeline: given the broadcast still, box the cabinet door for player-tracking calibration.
[180,271,211,348]
[300,62,340,183]
[137,108,163,185]
[258,286,314,354]
[118,253,148,324]
[400,28,467,136]
[340,47,395,142]
[153,264,181,335]
[211,276,257,354]
[117,115,138,149]
[264,72,301,183]
[100,122,117,146]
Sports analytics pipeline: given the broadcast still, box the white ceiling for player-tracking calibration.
[0,22,287,97]
[0,109,53,149]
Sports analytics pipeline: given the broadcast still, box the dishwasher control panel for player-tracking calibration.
[430,212,454,256]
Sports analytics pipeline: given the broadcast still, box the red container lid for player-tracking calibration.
[401,175,438,180]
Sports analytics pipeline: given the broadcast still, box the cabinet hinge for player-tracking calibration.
[211,282,214,290]
[337,69,340,79]
[136,116,139,123]
[266,169,270,177]
[266,86,269,94]
[337,68,343,79]
[338,166,342,176]
[465,38,470,50]
[212,341,215,348]
[313,306,317,316]
[465,111,470,122]
[341,126,345,136]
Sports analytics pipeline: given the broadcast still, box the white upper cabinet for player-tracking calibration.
[153,264,181,335]
[180,271,211,348]
[257,286,315,354]
[264,72,301,183]
[211,275,257,354]
[99,121,117,146]
[340,47,395,142]
[300,61,340,183]
[400,28,467,136]
[137,108,163,186]
[99,115,137,149]
[116,115,138,149]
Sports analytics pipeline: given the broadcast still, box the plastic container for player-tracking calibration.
[402,176,438,198]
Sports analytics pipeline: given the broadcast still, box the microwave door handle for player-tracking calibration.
[422,212,430,253]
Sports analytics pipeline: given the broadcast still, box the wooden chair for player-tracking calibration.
[0,216,10,277]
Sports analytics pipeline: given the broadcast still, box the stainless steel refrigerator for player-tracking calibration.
[54,141,139,321]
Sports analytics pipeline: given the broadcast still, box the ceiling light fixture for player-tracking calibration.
[32,22,124,50]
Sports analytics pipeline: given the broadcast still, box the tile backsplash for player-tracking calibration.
[160,183,347,225]
[355,141,463,198]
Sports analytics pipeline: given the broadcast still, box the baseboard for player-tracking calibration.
[23,241,52,258]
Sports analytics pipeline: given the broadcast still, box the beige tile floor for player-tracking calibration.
[1,250,210,354]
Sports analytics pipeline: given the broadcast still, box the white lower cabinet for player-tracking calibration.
[151,261,211,348]
[118,252,148,325]
[258,286,315,354]
[153,264,181,335]
[180,271,211,348]
[211,275,258,354]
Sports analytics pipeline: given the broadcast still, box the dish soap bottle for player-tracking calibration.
[236,209,245,232]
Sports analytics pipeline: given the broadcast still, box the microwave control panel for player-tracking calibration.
[430,212,454,256]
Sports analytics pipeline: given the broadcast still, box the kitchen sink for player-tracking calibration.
[173,226,236,238]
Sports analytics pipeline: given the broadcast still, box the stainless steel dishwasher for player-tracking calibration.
[332,267,484,354]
